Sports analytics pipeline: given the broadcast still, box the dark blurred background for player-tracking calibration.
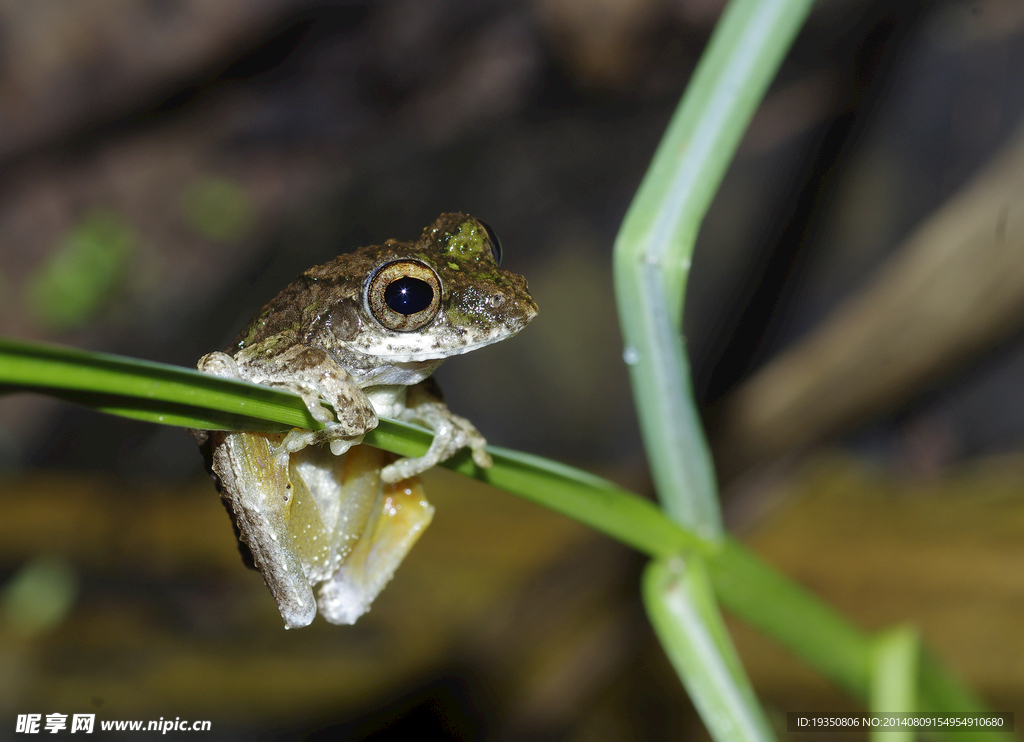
[2,0,1024,738]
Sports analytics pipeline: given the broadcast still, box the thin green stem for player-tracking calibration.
[0,337,320,432]
[0,336,997,738]
[709,539,874,699]
[372,422,710,558]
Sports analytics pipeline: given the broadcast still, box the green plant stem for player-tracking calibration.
[0,341,996,738]
[614,0,815,736]
[0,337,319,432]
[613,0,814,536]
[870,626,920,742]
[709,538,873,698]
[645,556,776,742]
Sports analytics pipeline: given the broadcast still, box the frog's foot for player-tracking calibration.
[275,424,365,466]
[381,402,492,483]
[262,379,344,426]
[201,342,379,435]
[197,349,336,424]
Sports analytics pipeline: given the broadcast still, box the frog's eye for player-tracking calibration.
[479,220,502,265]
[367,260,441,331]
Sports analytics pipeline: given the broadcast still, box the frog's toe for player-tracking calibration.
[381,455,431,484]
[313,422,362,456]
[452,418,491,469]
[306,399,334,424]
[279,428,320,457]
[329,436,363,456]
[265,381,334,424]
[471,445,493,469]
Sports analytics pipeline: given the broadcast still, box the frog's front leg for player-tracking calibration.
[198,338,378,456]
[380,379,493,483]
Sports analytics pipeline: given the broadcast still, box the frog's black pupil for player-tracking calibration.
[480,220,502,265]
[384,276,434,315]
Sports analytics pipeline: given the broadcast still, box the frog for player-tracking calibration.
[192,213,537,628]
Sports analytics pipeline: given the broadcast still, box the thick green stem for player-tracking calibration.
[870,626,920,742]
[613,2,815,733]
[613,0,814,535]
[645,557,777,742]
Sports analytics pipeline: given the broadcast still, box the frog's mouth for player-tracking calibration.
[352,328,525,382]
[359,303,537,364]
[370,330,520,363]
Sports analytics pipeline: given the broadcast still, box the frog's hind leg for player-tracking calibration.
[206,431,319,629]
[316,447,434,625]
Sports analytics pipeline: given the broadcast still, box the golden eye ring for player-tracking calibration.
[366,260,441,332]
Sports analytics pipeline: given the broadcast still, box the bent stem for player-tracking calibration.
[613,0,813,738]
[613,0,814,536]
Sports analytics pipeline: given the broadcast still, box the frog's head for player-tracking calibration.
[326,213,538,368]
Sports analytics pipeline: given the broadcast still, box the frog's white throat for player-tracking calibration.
[355,358,444,387]
[363,384,412,419]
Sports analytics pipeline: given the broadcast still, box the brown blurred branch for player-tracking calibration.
[0,0,310,162]
[715,119,1024,477]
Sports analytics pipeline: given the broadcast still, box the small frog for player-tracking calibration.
[192,213,537,628]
